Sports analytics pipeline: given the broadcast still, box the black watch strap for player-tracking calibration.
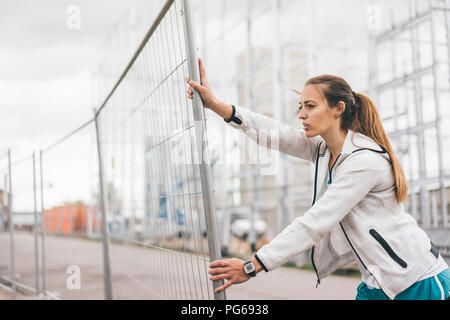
[224,105,242,125]
[255,254,269,272]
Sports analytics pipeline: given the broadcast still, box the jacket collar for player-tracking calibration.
[319,130,384,157]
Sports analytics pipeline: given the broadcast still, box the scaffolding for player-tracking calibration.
[370,0,450,242]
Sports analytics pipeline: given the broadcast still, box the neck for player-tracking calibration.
[321,128,348,159]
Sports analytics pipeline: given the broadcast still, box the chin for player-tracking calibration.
[305,130,316,138]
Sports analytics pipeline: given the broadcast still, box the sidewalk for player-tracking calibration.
[0,232,361,300]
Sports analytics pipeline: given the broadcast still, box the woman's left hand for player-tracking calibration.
[209,258,251,293]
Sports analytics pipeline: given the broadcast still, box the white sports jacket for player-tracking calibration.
[225,105,445,299]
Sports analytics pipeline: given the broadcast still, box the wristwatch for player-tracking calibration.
[243,260,257,277]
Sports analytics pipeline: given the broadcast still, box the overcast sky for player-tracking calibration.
[0,0,159,158]
[0,0,409,158]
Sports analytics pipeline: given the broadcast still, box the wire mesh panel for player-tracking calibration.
[40,121,104,299]
[95,0,222,300]
[371,0,450,232]
[7,154,40,296]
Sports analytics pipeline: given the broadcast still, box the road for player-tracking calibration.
[0,231,361,300]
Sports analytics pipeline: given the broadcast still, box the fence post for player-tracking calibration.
[181,0,226,300]
[7,150,16,299]
[39,150,48,295]
[94,111,114,300]
[32,152,40,295]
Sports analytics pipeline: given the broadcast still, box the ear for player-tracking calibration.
[335,101,346,118]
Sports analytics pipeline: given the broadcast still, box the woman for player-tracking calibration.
[186,58,450,300]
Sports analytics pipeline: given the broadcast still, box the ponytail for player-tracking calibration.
[352,93,408,204]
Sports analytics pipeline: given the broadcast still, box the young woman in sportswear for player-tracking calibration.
[186,58,450,300]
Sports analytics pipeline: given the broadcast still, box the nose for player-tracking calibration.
[298,108,307,120]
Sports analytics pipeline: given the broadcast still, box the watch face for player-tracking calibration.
[244,262,255,274]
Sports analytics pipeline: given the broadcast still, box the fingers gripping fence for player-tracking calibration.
[94,0,225,300]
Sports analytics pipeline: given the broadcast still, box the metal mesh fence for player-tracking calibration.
[8,154,39,295]
[94,0,222,300]
[0,0,223,301]
[0,151,42,298]
[0,152,15,297]
[40,120,104,299]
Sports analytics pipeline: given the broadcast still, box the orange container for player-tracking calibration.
[44,204,102,235]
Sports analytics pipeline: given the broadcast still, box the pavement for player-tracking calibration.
[0,231,361,300]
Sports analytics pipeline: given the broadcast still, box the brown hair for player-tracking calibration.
[303,75,408,204]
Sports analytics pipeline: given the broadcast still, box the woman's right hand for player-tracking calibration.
[186,58,219,110]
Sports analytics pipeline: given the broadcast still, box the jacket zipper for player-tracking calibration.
[327,154,341,184]
[311,144,343,287]
[311,142,323,288]
[369,229,408,268]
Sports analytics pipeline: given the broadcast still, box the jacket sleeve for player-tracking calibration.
[226,106,323,164]
[255,152,388,271]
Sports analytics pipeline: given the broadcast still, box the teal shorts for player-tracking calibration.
[356,269,450,300]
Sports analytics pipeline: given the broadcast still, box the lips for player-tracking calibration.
[304,124,311,130]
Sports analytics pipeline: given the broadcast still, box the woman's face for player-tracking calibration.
[297,84,338,138]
